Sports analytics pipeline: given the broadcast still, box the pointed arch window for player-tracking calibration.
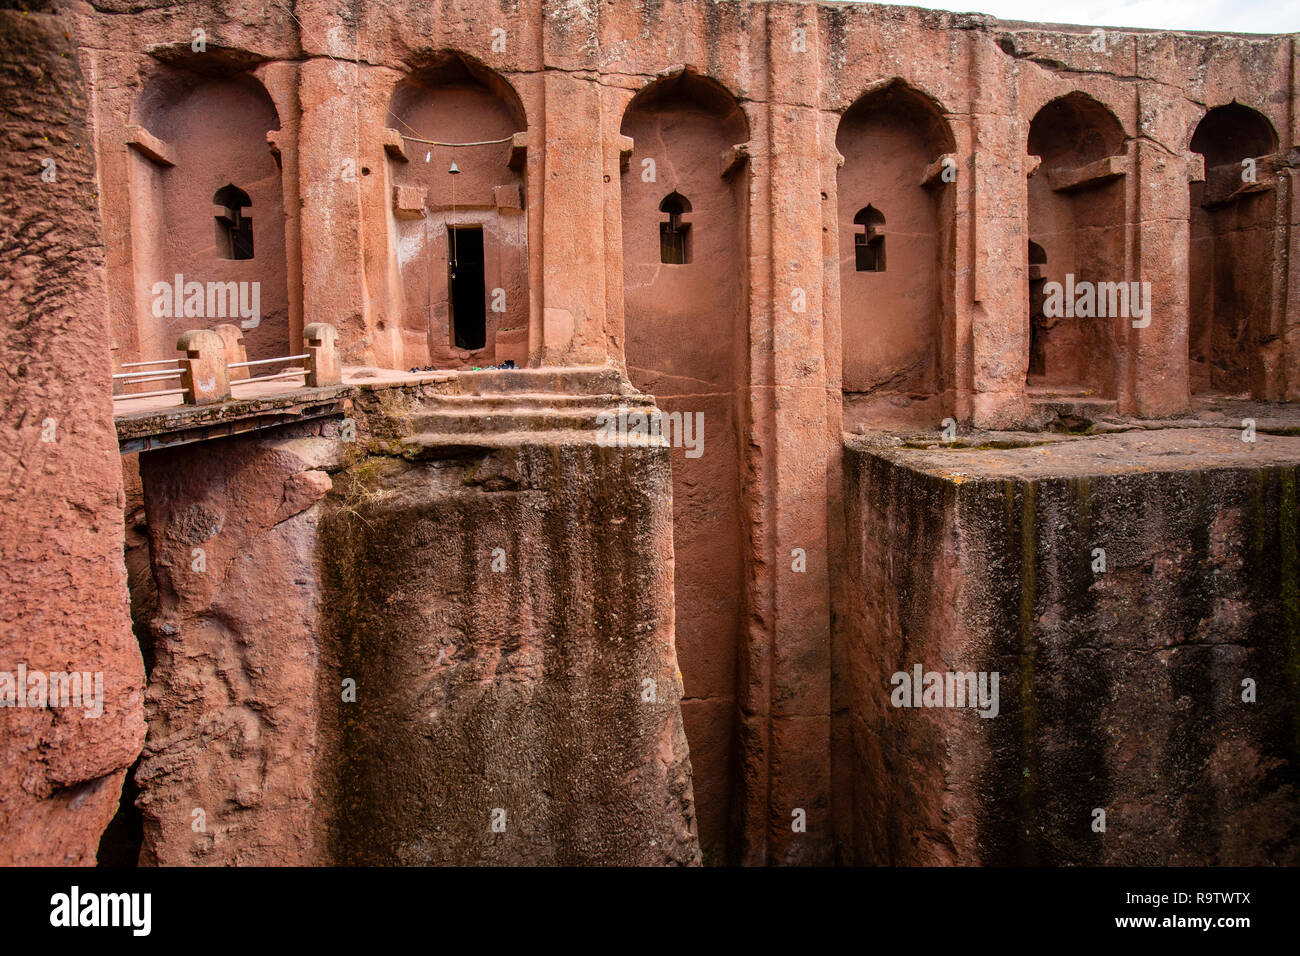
[213,184,254,260]
[659,192,692,265]
[854,205,885,272]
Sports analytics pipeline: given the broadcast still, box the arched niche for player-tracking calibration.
[132,69,289,362]
[836,80,956,422]
[1188,103,1280,397]
[386,53,528,369]
[1025,93,1127,397]
[618,68,749,864]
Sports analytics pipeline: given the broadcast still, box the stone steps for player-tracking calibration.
[445,365,636,398]
[1029,395,1119,430]
[400,428,665,458]
[408,395,656,434]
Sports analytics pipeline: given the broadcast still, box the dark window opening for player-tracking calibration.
[853,205,885,272]
[1028,240,1048,379]
[448,225,486,351]
[213,184,254,260]
[659,192,692,264]
[855,234,885,272]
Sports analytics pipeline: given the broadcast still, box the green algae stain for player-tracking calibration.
[1281,468,1300,755]
[1253,469,1268,567]
[316,488,371,863]
[1072,476,1092,541]
[1018,481,1039,861]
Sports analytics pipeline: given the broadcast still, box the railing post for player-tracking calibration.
[176,329,231,405]
[214,323,250,381]
[304,323,341,387]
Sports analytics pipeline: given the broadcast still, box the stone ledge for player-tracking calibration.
[848,427,1300,482]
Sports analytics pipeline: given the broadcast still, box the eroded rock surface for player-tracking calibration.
[317,385,700,865]
[0,0,144,865]
[130,378,701,865]
[843,431,1300,864]
[135,427,337,864]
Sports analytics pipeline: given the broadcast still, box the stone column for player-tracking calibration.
[1284,43,1300,401]
[537,69,611,364]
[968,33,1031,429]
[79,47,147,365]
[1283,162,1300,401]
[0,0,144,865]
[737,0,832,866]
[259,60,306,355]
[296,50,374,365]
[1130,87,1192,418]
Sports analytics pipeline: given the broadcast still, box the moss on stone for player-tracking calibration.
[1280,468,1300,754]
[1018,481,1039,854]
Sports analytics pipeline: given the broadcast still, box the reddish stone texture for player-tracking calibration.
[844,431,1300,864]
[132,73,292,363]
[1189,104,1285,399]
[386,56,530,368]
[1025,94,1127,399]
[135,425,335,864]
[77,4,1298,415]
[124,374,700,865]
[838,81,957,429]
[317,380,699,864]
[620,69,750,863]
[1,0,1296,866]
[0,1,144,865]
[840,445,973,864]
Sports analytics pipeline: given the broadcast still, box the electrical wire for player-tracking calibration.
[401,134,515,147]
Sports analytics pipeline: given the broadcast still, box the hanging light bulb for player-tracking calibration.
[449,160,459,271]
[425,150,431,163]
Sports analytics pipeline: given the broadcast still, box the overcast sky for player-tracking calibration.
[867,0,1300,34]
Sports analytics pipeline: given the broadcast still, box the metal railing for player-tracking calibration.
[113,323,341,407]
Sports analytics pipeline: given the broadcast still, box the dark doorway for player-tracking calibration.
[448,226,486,351]
[1027,240,1048,380]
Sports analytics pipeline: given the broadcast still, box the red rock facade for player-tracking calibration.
[0,0,145,866]
[2,0,1297,865]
